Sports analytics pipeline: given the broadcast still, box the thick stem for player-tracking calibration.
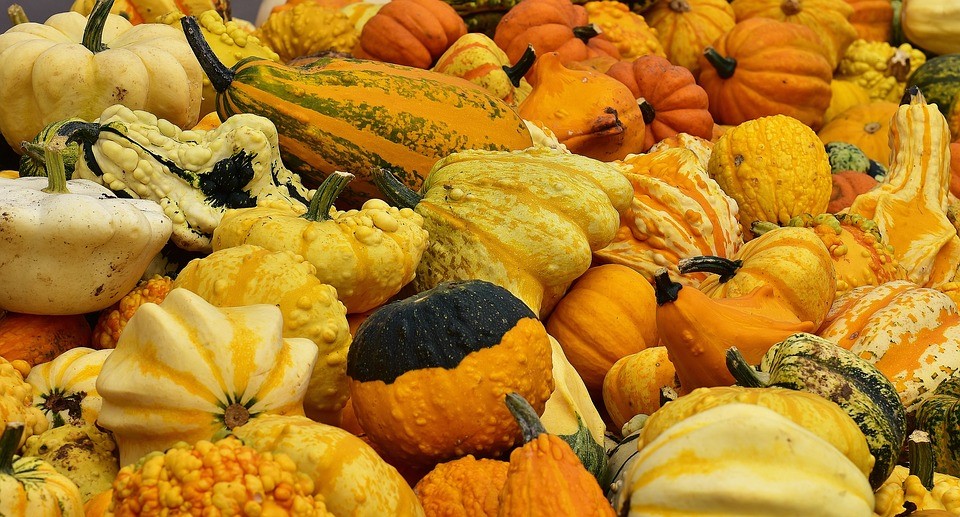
[181,16,235,93]
[780,0,802,16]
[7,4,27,25]
[677,256,742,283]
[302,171,354,222]
[653,269,682,306]
[638,98,656,125]
[725,347,770,388]
[908,429,935,490]
[503,45,536,87]
[900,85,922,106]
[668,0,691,12]
[572,24,601,43]
[0,423,24,474]
[505,392,547,444]
[43,142,71,194]
[82,0,115,53]
[371,167,422,209]
[223,403,250,430]
[703,47,737,80]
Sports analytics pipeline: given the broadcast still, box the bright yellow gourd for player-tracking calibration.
[583,1,665,60]
[254,2,359,62]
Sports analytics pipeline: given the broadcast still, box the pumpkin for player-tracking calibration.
[232,414,425,516]
[493,0,621,78]
[582,1,665,60]
[847,88,960,288]
[901,0,960,56]
[592,147,743,285]
[84,491,112,517]
[545,264,658,394]
[254,3,358,63]
[818,100,899,165]
[653,269,816,393]
[818,280,960,412]
[727,333,907,488]
[615,404,875,516]
[873,431,960,516]
[414,455,508,516]
[95,288,320,467]
[680,226,838,328]
[643,0,735,77]
[708,115,833,237]
[431,33,535,108]
[730,0,858,69]
[517,52,647,161]
[697,18,833,129]
[0,423,84,517]
[0,312,90,367]
[172,244,353,426]
[604,55,714,151]
[825,79,873,124]
[602,346,679,431]
[25,348,111,429]
[497,393,616,517]
[346,280,555,470]
[831,170,879,212]
[844,0,894,41]
[354,0,467,69]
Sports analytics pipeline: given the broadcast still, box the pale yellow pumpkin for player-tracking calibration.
[26,348,112,429]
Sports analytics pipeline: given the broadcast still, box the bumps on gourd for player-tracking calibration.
[0,358,49,449]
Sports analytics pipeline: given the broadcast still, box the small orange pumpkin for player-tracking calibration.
[830,170,879,213]
[0,312,90,367]
[602,346,679,431]
[414,455,509,516]
[818,101,900,166]
[843,0,894,42]
[644,0,736,77]
[353,0,467,69]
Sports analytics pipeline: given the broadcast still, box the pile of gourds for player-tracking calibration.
[1,0,960,514]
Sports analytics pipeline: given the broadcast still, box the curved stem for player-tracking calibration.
[908,429,935,490]
[0,423,24,475]
[638,98,656,125]
[677,256,742,283]
[572,24,601,43]
[302,171,354,222]
[43,142,70,194]
[82,0,114,53]
[725,347,770,388]
[181,16,235,93]
[502,45,536,87]
[703,47,737,80]
[505,392,546,444]
[653,269,682,306]
[371,167,422,209]
[780,0,802,16]
[7,4,27,25]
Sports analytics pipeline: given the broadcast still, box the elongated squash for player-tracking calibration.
[180,16,534,207]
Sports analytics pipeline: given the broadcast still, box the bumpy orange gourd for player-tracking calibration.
[90,275,173,349]
[353,0,467,68]
[818,101,899,165]
[414,455,509,516]
[0,312,90,367]
[644,0,736,77]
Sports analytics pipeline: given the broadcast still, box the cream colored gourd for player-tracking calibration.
[617,403,875,516]
[0,423,84,517]
[901,0,960,56]
[25,347,112,428]
[96,288,319,467]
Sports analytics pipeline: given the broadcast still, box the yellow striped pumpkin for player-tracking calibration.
[25,348,112,429]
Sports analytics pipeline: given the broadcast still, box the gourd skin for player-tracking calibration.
[915,374,960,477]
[901,0,960,56]
[873,465,960,516]
[0,358,49,450]
[583,1,666,60]
[22,424,119,503]
[414,455,508,516]
[817,100,900,166]
[0,424,85,517]
[644,0,736,77]
[26,347,112,428]
[603,347,679,431]
[431,33,533,107]
[254,3,357,63]
[837,40,926,102]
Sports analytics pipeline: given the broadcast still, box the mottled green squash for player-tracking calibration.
[907,55,960,137]
[825,141,871,174]
[916,372,960,477]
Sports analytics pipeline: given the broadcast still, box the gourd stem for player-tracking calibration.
[653,269,682,306]
[780,0,802,16]
[668,0,691,12]
[302,171,354,222]
[371,167,422,209]
[638,99,656,125]
[908,430,935,490]
[659,386,678,406]
[7,4,27,25]
[181,16,235,93]
[750,220,779,236]
[19,141,45,170]
[900,85,921,106]
[677,256,742,283]
[82,0,114,53]
[703,47,737,80]
[505,392,547,443]
[43,142,71,194]
[572,24,601,43]
[503,45,536,87]
[0,423,24,475]
[725,347,770,388]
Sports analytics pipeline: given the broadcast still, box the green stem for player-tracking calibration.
[572,24,601,43]
[82,0,115,53]
[502,45,536,87]
[7,4,27,25]
[42,142,70,194]
[0,423,24,474]
[677,256,742,283]
[302,171,354,222]
[181,16,235,93]
[908,429,935,491]
[371,167,422,209]
[703,47,737,80]
[725,347,770,388]
[653,269,682,306]
[750,220,780,236]
[505,392,547,444]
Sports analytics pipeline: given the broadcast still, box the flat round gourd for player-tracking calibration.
[25,347,112,429]
[346,280,555,470]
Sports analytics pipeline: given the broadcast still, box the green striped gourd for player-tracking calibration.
[916,372,960,477]
[907,55,960,137]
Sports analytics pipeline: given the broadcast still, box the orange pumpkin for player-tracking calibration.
[843,0,894,42]
[414,455,509,516]
[818,101,899,166]
[830,170,879,213]
[353,0,467,69]
[0,312,90,367]
[605,55,714,151]
[824,79,873,124]
[644,0,736,78]
[697,17,833,129]
[602,346,679,431]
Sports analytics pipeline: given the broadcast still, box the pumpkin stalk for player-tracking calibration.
[572,24,601,43]
[503,45,536,87]
[82,0,115,53]
[505,392,547,443]
[702,47,737,80]
[653,269,682,306]
[7,4,27,25]
[668,0,691,12]
[638,99,656,125]
[887,50,911,83]
[725,347,771,388]
[908,430,935,490]
[371,167,422,209]
[181,16,235,93]
[223,403,251,429]
[302,171,354,222]
[677,256,743,283]
[42,142,71,194]
[780,0,802,16]
[0,423,24,475]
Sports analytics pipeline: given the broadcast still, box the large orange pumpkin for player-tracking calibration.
[818,101,900,166]
[353,0,467,69]
[843,0,894,42]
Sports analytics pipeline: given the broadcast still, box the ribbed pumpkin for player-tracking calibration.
[730,0,858,69]
[602,346,679,431]
[346,281,555,470]
[0,312,90,367]
[843,0,894,41]
[431,33,535,107]
[708,115,833,238]
[25,348,111,429]
[824,79,873,124]
[818,101,899,165]
[818,280,960,412]
[644,0,736,77]
[353,0,467,69]
[545,264,658,394]
[604,55,714,151]
[593,147,743,284]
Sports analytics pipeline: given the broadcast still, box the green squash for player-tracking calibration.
[907,55,960,137]
[916,371,960,477]
[825,141,871,174]
[727,332,907,488]
[17,118,83,178]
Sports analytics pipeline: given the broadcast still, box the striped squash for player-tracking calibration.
[907,55,960,138]
[25,348,112,429]
[181,17,534,207]
[916,372,960,477]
